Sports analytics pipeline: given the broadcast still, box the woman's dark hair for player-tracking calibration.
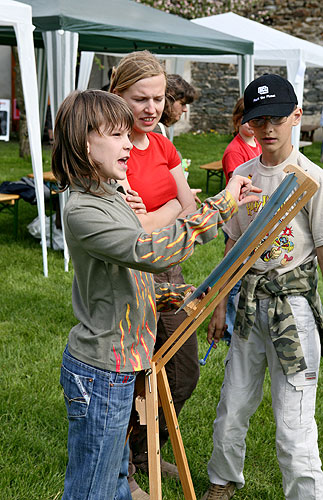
[52,90,133,193]
[161,74,198,127]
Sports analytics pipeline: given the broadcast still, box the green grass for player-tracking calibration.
[0,136,323,499]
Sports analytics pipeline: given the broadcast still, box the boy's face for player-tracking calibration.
[248,107,302,163]
[118,74,166,135]
[87,127,133,182]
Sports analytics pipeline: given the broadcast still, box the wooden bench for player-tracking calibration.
[0,193,20,238]
[301,124,319,142]
[299,140,312,155]
[27,171,59,249]
[199,160,224,194]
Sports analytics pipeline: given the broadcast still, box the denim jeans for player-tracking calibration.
[222,229,240,344]
[60,346,135,500]
[225,280,241,342]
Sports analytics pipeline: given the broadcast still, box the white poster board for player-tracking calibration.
[0,99,10,141]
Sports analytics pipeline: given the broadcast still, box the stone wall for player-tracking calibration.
[190,0,323,140]
[190,63,240,134]
[190,63,289,134]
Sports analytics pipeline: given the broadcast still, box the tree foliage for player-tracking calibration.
[135,0,271,23]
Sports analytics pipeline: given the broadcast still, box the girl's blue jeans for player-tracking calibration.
[60,345,135,500]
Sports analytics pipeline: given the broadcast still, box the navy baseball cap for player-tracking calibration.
[242,74,298,124]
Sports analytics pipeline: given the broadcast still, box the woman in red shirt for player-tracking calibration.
[110,51,196,231]
[110,50,198,498]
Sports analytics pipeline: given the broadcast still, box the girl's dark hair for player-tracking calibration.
[52,90,133,192]
[232,97,244,135]
[161,74,198,127]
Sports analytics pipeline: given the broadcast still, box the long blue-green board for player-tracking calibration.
[178,173,298,312]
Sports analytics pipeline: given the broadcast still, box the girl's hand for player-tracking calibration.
[191,188,202,204]
[226,175,262,206]
[125,189,147,214]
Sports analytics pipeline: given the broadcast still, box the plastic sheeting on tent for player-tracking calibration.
[192,12,323,150]
[0,0,47,276]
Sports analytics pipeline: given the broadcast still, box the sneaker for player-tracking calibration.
[160,458,180,480]
[201,482,235,500]
[133,460,148,475]
[134,458,180,481]
[131,484,150,500]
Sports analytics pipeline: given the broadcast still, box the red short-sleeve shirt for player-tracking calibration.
[127,132,181,212]
[222,134,262,184]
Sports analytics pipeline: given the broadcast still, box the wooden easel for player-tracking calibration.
[138,165,319,499]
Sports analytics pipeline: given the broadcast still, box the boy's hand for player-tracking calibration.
[226,175,262,206]
[207,302,228,349]
[125,189,147,214]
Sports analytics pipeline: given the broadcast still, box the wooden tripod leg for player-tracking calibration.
[157,366,196,500]
[145,363,162,499]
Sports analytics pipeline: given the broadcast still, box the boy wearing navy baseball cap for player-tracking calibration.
[203,74,323,500]
[242,73,298,123]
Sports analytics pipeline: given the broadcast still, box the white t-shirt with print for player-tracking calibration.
[225,148,323,279]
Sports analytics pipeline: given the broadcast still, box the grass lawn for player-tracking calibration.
[0,135,323,499]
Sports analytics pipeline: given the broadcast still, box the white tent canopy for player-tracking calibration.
[192,12,323,150]
[0,0,47,276]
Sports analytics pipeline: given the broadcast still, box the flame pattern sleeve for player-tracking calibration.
[134,190,237,273]
[154,282,192,311]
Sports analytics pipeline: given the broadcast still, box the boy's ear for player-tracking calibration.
[292,107,302,126]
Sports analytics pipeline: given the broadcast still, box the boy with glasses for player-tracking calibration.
[203,74,323,500]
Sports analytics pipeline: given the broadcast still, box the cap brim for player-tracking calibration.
[242,102,296,124]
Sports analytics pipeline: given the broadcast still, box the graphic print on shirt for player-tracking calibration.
[246,194,268,216]
[246,195,295,266]
[262,230,294,265]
